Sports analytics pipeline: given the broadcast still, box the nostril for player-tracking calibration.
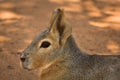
[20,57,26,62]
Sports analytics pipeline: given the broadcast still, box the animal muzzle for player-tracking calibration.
[20,52,30,70]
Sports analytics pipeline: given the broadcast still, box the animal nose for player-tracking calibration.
[20,57,26,62]
[20,52,29,62]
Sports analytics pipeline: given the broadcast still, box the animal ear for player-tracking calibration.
[49,8,72,45]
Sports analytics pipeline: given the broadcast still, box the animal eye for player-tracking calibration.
[40,41,51,48]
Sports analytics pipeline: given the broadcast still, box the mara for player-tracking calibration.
[20,8,120,80]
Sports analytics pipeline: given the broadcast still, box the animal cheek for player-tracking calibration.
[31,56,43,67]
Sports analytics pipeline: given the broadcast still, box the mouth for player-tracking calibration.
[24,67,32,71]
[20,62,33,71]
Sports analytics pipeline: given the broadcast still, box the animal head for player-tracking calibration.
[20,8,72,70]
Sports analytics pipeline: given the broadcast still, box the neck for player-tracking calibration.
[62,35,87,57]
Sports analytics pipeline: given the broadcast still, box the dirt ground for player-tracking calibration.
[0,0,120,80]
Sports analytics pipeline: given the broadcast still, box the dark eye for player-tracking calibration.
[40,41,51,48]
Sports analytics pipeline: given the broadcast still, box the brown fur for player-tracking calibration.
[20,8,120,80]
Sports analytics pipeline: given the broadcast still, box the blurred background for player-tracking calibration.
[0,0,120,80]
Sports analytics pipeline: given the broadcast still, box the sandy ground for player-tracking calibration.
[0,0,120,80]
